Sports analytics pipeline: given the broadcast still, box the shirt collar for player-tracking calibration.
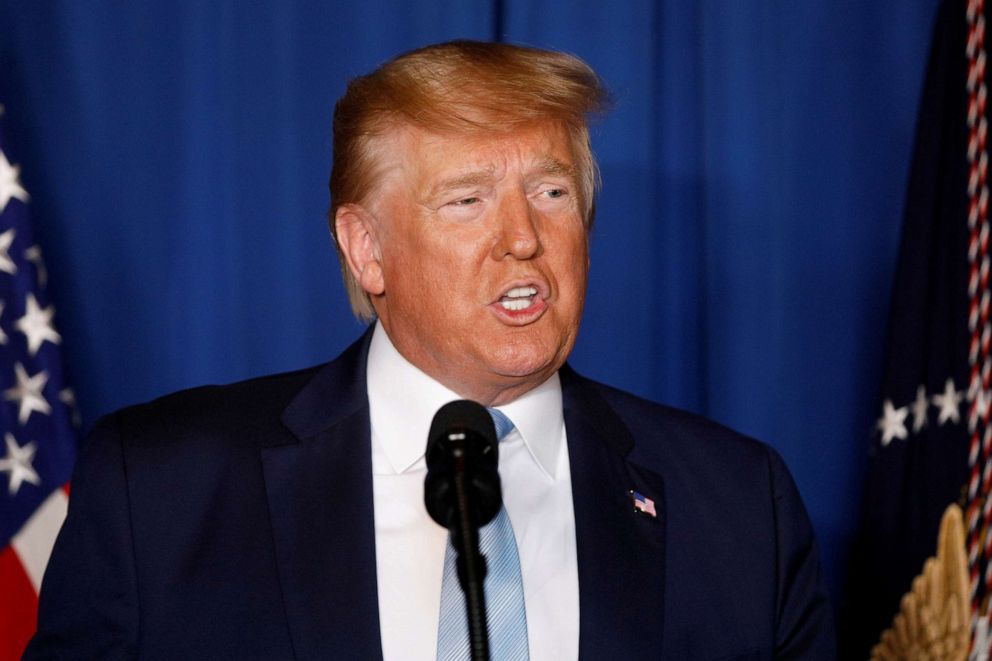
[366,321,564,479]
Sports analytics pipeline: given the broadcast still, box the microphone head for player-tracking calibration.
[424,400,502,531]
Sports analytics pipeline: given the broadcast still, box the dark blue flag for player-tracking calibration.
[841,0,992,657]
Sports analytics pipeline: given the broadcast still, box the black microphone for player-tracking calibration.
[425,400,502,533]
[424,400,502,661]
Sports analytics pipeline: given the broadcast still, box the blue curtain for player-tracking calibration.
[0,0,942,608]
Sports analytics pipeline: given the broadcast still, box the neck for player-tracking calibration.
[374,322,557,407]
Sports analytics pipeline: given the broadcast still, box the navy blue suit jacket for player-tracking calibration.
[26,331,835,660]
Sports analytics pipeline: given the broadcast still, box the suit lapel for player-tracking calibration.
[259,337,667,659]
[561,366,667,660]
[261,330,383,660]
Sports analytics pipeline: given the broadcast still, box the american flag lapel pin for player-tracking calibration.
[629,490,657,518]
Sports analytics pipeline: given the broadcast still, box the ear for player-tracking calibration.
[334,204,385,296]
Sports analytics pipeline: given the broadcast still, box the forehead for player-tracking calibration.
[377,120,577,193]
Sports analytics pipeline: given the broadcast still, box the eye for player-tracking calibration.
[537,187,569,201]
[451,197,480,206]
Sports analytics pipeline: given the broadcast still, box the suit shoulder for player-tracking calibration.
[576,374,774,468]
[587,377,763,444]
[99,364,325,449]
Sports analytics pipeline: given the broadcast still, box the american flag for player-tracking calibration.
[0,105,79,659]
[630,491,656,518]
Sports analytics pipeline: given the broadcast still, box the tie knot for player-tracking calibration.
[487,408,515,442]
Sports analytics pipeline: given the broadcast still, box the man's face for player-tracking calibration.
[365,121,589,405]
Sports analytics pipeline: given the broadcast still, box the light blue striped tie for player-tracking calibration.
[436,408,529,661]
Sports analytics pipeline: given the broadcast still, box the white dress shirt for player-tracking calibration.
[367,322,580,661]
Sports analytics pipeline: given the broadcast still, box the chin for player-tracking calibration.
[486,335,569,380]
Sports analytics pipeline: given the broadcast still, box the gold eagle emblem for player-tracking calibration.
[870,504,970,661]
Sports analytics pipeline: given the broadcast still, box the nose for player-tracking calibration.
[491,189,541,260]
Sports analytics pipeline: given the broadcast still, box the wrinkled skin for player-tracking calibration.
[335,121,589,406]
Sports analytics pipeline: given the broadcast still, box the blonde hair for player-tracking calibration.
[329,40,610,320]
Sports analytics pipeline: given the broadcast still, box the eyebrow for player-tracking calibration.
[536,157,577,180]
[428,156,578,198]
[430,170,497,197]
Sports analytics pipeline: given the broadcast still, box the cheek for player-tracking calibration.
[421,229,495,281]
[559,232,589,291]
[383,233,474,309]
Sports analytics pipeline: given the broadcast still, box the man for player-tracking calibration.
[26,41,835,659]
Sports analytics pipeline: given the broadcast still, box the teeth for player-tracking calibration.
[500,298,534,311]
[504,286,538,299]
[497,285,539,312]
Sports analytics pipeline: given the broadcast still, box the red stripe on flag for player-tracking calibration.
[0,544,38,661]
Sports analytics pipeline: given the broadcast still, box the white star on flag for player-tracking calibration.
[16,293,61,356]
[877,399,909,446]
[0,148,29,214]
[0,432,41,496]
[25,245,47,289]
[59,387,81,428]
[0,228,17,275]
[4,362,51,425]
[911,385,929,432]
[933,378,963,425]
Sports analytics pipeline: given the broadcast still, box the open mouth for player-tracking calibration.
[498,286,539,311]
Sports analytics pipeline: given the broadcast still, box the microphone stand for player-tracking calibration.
[450,439,490,661]
[425,400,501,661]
